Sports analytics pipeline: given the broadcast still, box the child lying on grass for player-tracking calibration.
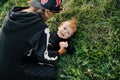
[48,19,78,55]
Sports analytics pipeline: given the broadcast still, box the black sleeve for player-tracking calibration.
[48,43,54,50]
[66,39,76,55]
[66,45,75,55]
[29,29,59,63]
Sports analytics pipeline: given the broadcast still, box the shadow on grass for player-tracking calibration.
[0,0,8,6]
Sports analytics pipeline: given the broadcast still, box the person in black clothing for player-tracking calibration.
[0,0,63,80]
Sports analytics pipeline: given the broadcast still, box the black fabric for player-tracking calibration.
[49,32,65,51]
[0,7,58,80]
[0,63,57,80]
[21,63,57,80]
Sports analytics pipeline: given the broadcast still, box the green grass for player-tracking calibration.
[0,0,120,80]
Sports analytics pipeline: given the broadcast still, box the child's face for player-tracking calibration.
[57,22,74,39]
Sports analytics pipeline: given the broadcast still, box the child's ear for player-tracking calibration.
[58,26,60,30]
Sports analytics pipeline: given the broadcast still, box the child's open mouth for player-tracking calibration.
[61,32,64,37]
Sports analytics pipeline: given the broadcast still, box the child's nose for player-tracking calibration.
[63,31,67,34]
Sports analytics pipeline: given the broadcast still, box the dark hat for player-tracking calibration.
[29,0,62,13]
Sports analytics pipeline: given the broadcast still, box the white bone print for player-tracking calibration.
[44,28,58,61]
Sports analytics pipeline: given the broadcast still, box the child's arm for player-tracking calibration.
[58,41,68,55]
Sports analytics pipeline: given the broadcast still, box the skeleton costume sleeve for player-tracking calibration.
[29,28,59,64]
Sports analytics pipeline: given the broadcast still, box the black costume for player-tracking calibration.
[0,7,59,80]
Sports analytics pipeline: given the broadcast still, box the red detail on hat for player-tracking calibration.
[56,0,61,7]
[41,0,48,5]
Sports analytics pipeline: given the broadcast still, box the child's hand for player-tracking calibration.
[58,41,68,55]
[59,41,68,49]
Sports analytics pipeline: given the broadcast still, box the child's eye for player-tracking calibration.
[67,32,70,35]
[63,27,66,30]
